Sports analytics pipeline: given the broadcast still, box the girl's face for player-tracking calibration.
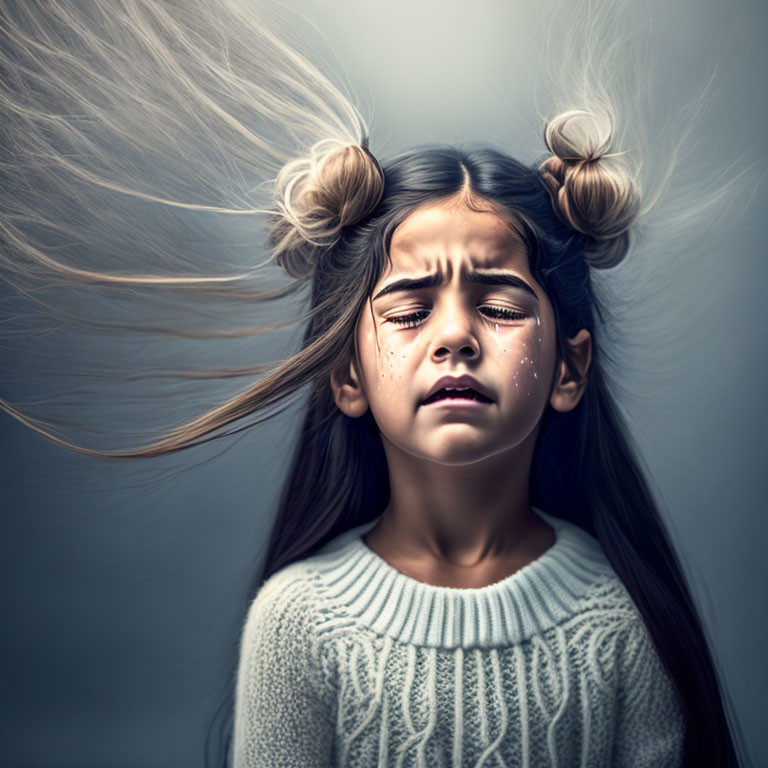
[333,197,587,466]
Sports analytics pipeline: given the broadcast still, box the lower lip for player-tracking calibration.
[423,398,491,408]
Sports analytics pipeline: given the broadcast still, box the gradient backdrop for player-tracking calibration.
[1,0,765,766]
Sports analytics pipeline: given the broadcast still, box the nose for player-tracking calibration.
[429,301,480,362]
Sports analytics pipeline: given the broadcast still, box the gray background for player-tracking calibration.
[1,0,765,766]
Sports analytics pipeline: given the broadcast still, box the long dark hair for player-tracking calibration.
[0,3,747,766]
[226,146,744,767]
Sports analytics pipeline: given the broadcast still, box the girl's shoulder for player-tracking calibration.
[242,558,331,640]
[566,565,673,685]
[575,564,639,617]
[241,549,360,650]
[567,562,650,642]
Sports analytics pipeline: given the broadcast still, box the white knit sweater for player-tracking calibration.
[231,508,686,767]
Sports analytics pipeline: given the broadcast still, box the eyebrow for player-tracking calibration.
[371,269,539,303]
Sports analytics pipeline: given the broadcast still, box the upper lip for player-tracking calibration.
[422,375,494,404]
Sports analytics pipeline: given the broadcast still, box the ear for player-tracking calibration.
[330,356,369,418]
[549,328,592,412]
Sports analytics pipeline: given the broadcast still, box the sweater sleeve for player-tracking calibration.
[610,613,686,768]
[232,571,336,768]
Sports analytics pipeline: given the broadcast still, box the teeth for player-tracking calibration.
[436,388,477,399]
[424,384,491,404]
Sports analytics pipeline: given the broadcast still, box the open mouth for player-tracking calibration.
[422,387,493,406]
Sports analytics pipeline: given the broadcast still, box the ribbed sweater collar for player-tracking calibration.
[307,507,612,649]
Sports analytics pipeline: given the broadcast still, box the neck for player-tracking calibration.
[372,427,544,569]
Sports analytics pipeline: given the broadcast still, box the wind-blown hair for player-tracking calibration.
[0,1,749,767]
[255,140,742,768]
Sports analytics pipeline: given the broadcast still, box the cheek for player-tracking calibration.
[485,314,558,413]
[356,315,416,402]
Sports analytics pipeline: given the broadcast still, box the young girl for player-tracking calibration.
[228,141,737,767]
[0,1,745,767]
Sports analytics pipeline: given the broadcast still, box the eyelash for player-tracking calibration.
[387,306,528,329]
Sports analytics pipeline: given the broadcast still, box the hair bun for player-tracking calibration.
[269,139,385,279]
[539,109,641,269]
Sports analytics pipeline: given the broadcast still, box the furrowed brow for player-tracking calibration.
[371,269,538,302]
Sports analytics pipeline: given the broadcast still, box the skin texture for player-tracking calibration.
[330,194,591,588]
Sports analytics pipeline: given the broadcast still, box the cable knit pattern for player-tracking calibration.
[231,508,686,767]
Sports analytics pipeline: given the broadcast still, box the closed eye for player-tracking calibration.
[386,306,528,329]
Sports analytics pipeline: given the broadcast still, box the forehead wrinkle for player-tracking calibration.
[385,244,528,284]
[391,228,526,267]
[385,203,530,281]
